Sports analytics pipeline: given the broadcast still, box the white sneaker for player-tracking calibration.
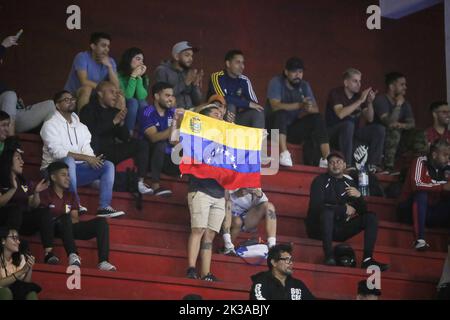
[414,239,430,251]
[98,261,117,271]
[68,253,81,267]
[279,150,293,167]
[138,181,154,195]
[319,158,328,168]
[78,205,88,215]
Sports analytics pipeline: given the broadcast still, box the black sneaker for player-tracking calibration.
[361,258,390,272]
[202,273,219,282]
[324,257,337,266]
[44,252,60,265]
[153,187,172,197]
[186,267,199,279]
[97,206,125,218]
[78,205,88,215]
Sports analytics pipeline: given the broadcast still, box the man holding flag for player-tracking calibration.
[180,104,263,281]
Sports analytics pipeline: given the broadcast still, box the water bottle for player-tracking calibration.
[358,165,369,197]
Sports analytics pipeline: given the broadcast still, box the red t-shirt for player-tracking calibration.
[426,127,450,144]
[39,188,77,218]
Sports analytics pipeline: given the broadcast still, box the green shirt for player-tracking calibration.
[0,141,4,156]
[118,73,149,101]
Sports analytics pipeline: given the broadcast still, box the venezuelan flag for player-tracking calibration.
[179,110,262,189]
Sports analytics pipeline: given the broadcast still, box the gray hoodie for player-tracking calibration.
[153,61,202,109]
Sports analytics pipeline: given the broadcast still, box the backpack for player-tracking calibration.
[113,159,142,210]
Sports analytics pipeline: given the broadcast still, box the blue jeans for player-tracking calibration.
[62,157,115,209]
[412,192,450,239]
[125,98,147,132]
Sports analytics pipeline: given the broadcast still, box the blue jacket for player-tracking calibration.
[207,70,258,109]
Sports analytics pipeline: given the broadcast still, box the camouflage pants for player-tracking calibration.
[383,128,427,168]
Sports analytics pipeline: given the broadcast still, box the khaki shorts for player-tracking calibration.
[187,191,225,233]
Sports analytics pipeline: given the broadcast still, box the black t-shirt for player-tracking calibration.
[188,175,225,199]
[326,87,365,127]
[373,94,414,125]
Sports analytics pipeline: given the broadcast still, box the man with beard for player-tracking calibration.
[398,139,450,251]
[208,50,265,129]
[266,57,330,167]
[373,72,424,174]
[426,101,450,145]
[40,91,125,218]
[306,151,389,271]
[80,81,153,196]
[154,41,203,109]
[137,82,181,196]
[250,244,315,300]
[64,32,120,111]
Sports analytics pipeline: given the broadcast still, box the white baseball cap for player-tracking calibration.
[172,41,198,57]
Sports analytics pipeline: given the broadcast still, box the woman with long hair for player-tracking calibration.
[0,138,58,264]
[0,227,41,300]
[118,47,149,133]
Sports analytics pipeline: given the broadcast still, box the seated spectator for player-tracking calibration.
[305,151,389,271]
[325,68,383,172]
[40,161,116,271]
[208,49,265,129]
[138,82,180,196]
[0,227,41,300]
[0,140,59,264]
[40,90,125,218]
[0,35,55,135]
[426,101,450,145]
[186,105,225,282]
[118,47,149,133]
[207,94,232,121]
[221,188,277,255]
[398,139,450,251]
[80,81,152,195]
[373,72,426,173]
[64,32,119,111]
[356,280,381,300]
[266,57,330,167]
[250,244,315,300]
[0,110,10,155]
[154,41,203,109]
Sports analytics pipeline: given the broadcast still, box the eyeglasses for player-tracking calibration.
[7,235,20,242]
[57,97,76,103]
[278,256,293,264]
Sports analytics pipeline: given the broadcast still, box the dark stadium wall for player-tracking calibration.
[0,0,445,129]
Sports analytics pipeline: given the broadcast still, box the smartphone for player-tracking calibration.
[15,29,23,40]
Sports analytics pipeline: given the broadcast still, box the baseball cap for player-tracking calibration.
[208,94,226,106]
[327,150,345,162]
[172,41,198,57]
[285,57,304,71]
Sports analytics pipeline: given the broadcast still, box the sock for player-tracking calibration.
[267,237,276,248]
[223,233,234,249]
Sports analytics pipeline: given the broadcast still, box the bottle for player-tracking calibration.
[358,165,369,197]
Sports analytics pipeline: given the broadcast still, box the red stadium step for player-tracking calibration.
[33,264,249,300]
[101,218,446,278]
[27,240,439,300]
[64,187,448,251]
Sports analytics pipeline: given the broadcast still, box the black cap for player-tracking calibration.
[327,150,345,162]
[285,57,304,71]
[358,280,381,296]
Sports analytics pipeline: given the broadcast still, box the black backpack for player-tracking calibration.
[113,167,142,210]
[334,243,356,267]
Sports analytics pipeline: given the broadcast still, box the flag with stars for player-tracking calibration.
[179,110,263,189]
